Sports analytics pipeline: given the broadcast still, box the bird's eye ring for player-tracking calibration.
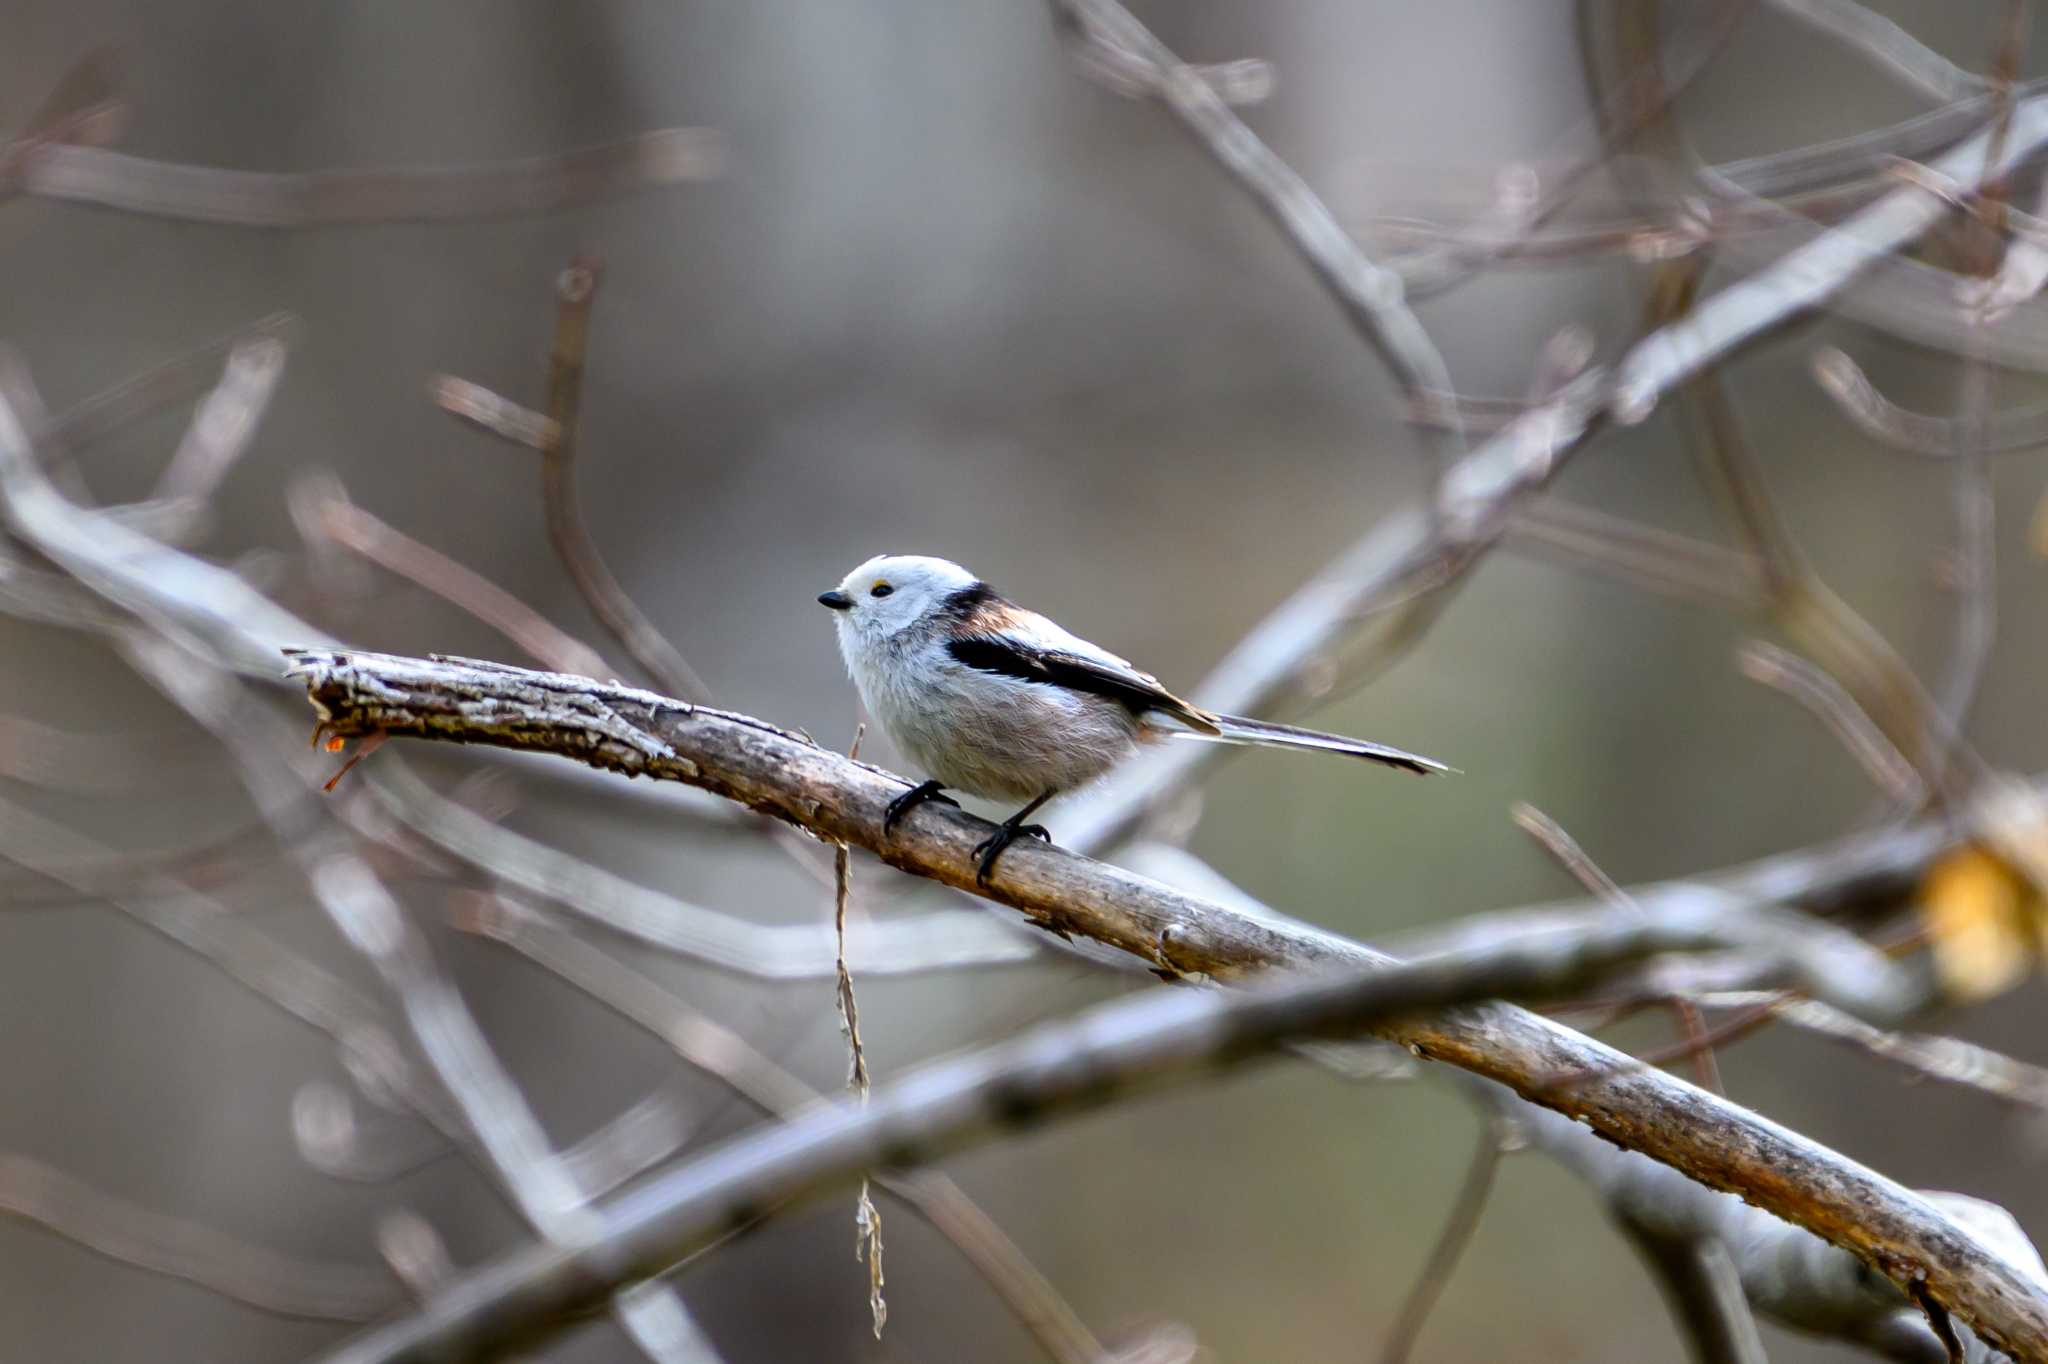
[870,582,894,598]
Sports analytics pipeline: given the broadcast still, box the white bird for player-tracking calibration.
[819,554,1448,882]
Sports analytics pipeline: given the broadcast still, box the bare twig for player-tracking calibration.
[351,761,1037,978]
[0,792,459,1132]
[0,1151,398,1322]
[1760,0,1990,104]
[114,625,724,1364]
[1697,991,2048,1116]
[1510,802,1727,1091]
[1812,347,2048,458]
[536,259,711,701]
[1507,500,1768,609]
[1737,641,1929,804]
[16,128,722,226]
[1613,1218,1769,1364]
[154,335,287,505]
[1061,84,2034,853]
[1376,1116,1503,1364]
[47,313,303,455]
[1932,2,2029,758]
[1049,0,1462,455]
[461,895,1112,1364]
[429,376,556,451]
[0,45,126,193]
[300,477,613,679]
[1612,95,2048,421]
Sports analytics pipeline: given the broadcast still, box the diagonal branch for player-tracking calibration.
[278,647,2048,1360]
[299,892,2048,1364]
[1048,0,1459,442]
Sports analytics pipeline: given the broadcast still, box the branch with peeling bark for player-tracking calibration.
[284,647,2048,1361]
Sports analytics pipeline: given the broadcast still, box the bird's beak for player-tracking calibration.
[817,590,854,611]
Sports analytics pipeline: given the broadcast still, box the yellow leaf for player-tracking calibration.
[1922,845,2037,1003]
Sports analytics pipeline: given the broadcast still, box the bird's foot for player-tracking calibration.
[972,823,1053,885]
[884,780,958,836]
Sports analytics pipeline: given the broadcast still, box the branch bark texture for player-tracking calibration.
[287,648,2048,1362]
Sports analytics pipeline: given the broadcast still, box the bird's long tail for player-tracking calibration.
[1168,713,1451,775]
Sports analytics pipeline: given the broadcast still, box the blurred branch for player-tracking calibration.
[0,1151,398,1322]
[1612,1216,1769,1364]
[1049,0,1462,450]
[0,708,213,793]
[1933,2,2028,757]
[1376,1114,1503,1364]
[1737,641,1931,804]
[1507,499,1768,610]
[0,792,463,1133]
[306,906,2048,1364]
[1613,95,2048,420]
[349,762,1038,978]
[0,45,126,193]
[429,376,555,451]
[132,642,727,1364]
[297,475,614,679]
[15,128,722,227]
[1698,991,2048,1116]
[47,313,303,455]
[534,259,709,701]
[1385,0,1751,298]
[1761,0,1990,104]
[153,333,286,506]
[1812,346,2048,458]
[1590,1,1963,804]
[1479,1091,2040,1363]
[463,895,1115,1364]
[1060,72,2035,853]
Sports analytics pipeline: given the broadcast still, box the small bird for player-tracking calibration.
[819,554,1448,883]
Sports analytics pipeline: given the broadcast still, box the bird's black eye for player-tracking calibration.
[870,582,894,598]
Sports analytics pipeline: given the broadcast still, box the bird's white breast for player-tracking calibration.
[838,626,1138,802]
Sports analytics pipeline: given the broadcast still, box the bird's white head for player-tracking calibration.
[817,554,980,643]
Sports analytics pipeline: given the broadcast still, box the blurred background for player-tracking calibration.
[6,1,2048,1359]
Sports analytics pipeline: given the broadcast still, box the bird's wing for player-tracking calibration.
[944,606,1220,734]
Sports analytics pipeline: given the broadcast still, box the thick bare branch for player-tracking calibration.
[278,647,2048,1359]
[303,903,2048,1363]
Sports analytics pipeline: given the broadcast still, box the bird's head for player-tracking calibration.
[818,554,979,642]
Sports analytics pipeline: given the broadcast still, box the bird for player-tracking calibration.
[818,554,1448,884]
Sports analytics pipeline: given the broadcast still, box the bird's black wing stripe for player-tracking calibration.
[947,635,1198,721]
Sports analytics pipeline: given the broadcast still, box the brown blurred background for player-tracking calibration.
[6,2,2048,1360]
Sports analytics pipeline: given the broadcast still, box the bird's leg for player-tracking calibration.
[972,789,1056,885]
[884,779,958,836]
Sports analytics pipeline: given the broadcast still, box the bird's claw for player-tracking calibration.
[884,780,958,837]
[972,824,1053,885]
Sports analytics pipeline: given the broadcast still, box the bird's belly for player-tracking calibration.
[875,676,1138,802]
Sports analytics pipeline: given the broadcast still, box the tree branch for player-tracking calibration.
[280,647,2048,1361]
[297,886,2048,1363]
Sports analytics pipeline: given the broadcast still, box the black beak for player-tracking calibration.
[817,590,854,611]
